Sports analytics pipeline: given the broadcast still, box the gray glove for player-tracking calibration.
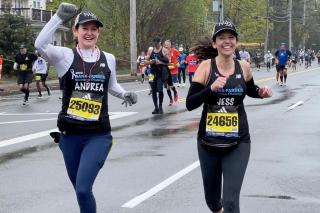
[56,3,80,23]
[122,92,137,107]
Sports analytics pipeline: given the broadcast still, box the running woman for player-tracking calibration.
[32,51,51,98]
[275,43,291,86]
[186,48,199,84]
[137,51,147,83]
[35,3,137,212]
[186,21,272,213]
[13,44,38,105]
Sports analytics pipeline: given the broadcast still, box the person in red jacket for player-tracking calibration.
[186,48,199,84]
[164,40,179,105]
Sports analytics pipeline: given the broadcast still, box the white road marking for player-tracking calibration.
[0,112,138,148]
[0,128,58,148]
[288,101,304,110]
[0,118,57,125]
[134,89,150,93]
[0,112,58,116]
[122,161,200,208]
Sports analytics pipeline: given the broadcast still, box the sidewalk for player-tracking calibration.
[0,74,139,96]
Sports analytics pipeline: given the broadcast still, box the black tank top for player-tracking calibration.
[150,47,164,77]
[58,48,111,134]
[198,59,250,144]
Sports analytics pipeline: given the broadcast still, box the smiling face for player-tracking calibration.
[213,31,238,57]
[73,21,100,49]
[164,41,172,50]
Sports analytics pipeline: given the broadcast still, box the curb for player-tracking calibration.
[0,75,139,96]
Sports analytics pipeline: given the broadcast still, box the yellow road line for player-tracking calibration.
[256,67,320,83]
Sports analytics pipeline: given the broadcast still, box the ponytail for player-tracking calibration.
[192,36,218,61]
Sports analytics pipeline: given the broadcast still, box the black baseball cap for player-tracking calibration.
[212,21,238,39]
[74,10,103,27]
[19,44,26,49]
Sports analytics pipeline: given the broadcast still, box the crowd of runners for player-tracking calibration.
[12,29,319,108]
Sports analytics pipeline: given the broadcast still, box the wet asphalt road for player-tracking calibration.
[0,64,320,213]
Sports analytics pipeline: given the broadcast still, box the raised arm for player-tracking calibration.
[35,3,79,77]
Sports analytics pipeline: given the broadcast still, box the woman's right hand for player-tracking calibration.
[56,3,79,23]
[210,76,227,92]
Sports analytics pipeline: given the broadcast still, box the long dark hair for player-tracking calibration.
[192,36,218,61]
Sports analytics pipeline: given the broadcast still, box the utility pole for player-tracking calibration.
[219,0,224,22]
[289,0,292,51]
[264,0,270,54]
[303,0,306,50]
[130,0,137,76]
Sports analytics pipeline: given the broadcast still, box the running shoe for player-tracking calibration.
[37,94,42,99]
[182,83,186,87]
[168,100,173,106]
[22,100,29,106]
[152,108,160,114]
[177,83,181,87]
[174,94,179,102]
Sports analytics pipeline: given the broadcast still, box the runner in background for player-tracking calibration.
[13,44,38,105]
[137,51,147,83]
[32,51,51,98]
[264,50,273,72]
[145,37,168,114]
[239,45,250,63]
[186,48,199,84]
[164,40,179,105]
[275,43,291,86]
[177,47,187,87]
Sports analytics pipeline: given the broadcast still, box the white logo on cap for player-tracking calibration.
[218,21,233,27]
[82,11,97,19]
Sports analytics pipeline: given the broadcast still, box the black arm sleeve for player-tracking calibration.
[186,82,212,111]
[246,78,263,99]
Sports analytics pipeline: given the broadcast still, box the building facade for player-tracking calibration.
[0,0,69,46]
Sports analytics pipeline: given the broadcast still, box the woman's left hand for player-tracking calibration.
[258,86,272,98]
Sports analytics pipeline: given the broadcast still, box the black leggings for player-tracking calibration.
[197,140,250,213]
[178,67,186,83]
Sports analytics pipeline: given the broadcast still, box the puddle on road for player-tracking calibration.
[244,194,296,200]
[111,108,189,132]
[140,121,199,138]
